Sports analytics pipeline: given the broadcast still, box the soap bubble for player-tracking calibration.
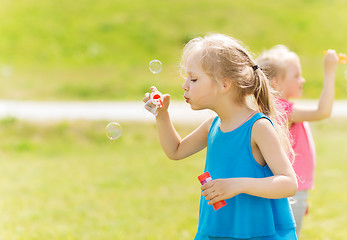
[105,122,122,140]
[149,60,162,74]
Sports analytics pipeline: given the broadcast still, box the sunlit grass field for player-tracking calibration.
[0,0,347,100]
[0,118,346,239]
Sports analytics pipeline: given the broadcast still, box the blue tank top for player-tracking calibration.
[196,113,296,239]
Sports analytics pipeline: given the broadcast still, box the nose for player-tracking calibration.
[301,76,306,84]
[182,79,189,91]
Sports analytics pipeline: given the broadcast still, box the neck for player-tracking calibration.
[212,98,255,132]
[277,91,289,100]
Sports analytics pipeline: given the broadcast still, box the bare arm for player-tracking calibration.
[156,109,212,160]
[291,50,338,123]
[202,119,297,204]
[144,86,211,160]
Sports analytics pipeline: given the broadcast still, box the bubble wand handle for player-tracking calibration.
[198,172,227,211]
[150,91,164,107]
[144,90,164,117]
[324,50,347,64]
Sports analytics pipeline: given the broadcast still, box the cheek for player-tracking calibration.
[199,87,219,103]
[294,80,302,90]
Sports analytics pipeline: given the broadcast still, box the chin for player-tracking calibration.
[192,106,207,111]
[190,105,198,110]
[189,104,202,111]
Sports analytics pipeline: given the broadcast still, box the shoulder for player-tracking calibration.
[252,117,277,142]
[253,117,273,129]
[204,115,215,125]
[200,116,216,133]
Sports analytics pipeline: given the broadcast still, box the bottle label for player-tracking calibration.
[200,177,212,185]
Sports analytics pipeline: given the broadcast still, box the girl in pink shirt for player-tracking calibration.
[257,45,338,237]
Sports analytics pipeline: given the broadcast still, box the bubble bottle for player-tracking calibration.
[198,172,227,211]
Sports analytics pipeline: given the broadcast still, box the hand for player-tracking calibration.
[201,178,243,205]
[143,86,170,116]
[324,49,339,75]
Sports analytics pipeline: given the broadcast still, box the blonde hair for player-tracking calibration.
[256,45,299,81]
[180,34,294,159]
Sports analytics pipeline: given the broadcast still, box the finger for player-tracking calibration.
[145,99,154,105]
[150,86,158,92]
[201,187,213,197]
[204,191,217,201]
[201,184,209,191]
[143,93,151,103]
[201,184,210,191]
[162,94,170,105]
[144,104,153,112]
[208,195,223,205]
[144,99,155,110]
[201,181,214,191]
[328,50,338,58]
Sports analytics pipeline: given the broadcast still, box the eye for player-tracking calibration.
[190,78,197,82]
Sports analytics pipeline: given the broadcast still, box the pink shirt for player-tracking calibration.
[277,98,316,190]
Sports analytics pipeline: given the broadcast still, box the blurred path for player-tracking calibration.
[0,100,346,123]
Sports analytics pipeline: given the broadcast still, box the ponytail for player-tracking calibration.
[253,68,272,116]
[253,67,294,161]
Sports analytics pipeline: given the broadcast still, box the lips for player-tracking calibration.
[184,96,190,103]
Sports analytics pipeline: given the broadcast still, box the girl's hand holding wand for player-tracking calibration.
[143,86,170,116]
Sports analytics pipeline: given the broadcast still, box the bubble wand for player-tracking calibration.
[150,90,164,107]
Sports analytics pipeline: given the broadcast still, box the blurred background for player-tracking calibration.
[0,0,346,239]
[1,0,347,100]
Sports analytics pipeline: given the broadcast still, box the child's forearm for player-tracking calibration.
[240,175,297,199]
[202,174,297,205]
[315,51,338,120]
[155,110,183,160]
[316,72,335,119]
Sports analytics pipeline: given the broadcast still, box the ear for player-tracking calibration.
[220,77,232,93]
[270,76,280,88]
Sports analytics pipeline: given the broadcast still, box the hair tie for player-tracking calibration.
[252,65,259,71]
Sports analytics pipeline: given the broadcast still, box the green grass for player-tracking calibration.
[300,118,347,239]
[0,0,347,100]
[0,118,204,239]
[0,118,346,239]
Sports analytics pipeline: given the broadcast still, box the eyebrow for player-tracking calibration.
[186,71,198,75]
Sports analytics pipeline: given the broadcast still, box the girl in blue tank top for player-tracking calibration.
[143,33,298,239]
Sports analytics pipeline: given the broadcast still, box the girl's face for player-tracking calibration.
[277,59,306,99]
[182,52,220,110]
